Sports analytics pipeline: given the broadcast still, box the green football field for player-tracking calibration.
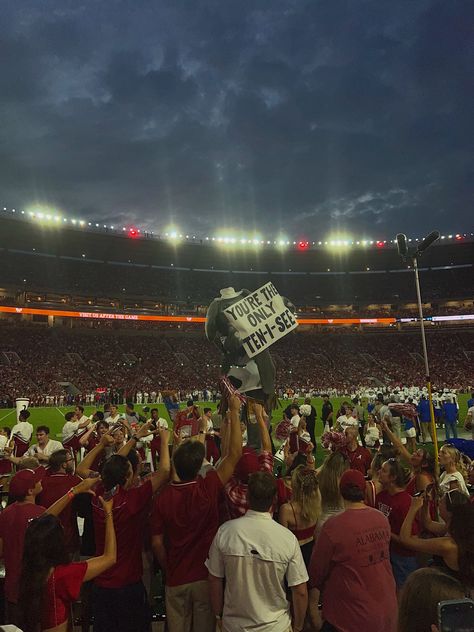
[1,393,470,442]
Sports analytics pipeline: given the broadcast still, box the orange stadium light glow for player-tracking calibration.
[0,305,397,325]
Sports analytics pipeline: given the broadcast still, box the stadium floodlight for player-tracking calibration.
[396,230,441,468]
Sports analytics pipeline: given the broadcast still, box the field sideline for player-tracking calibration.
[0,394,471,442]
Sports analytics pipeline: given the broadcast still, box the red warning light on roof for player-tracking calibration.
[376,241,384,248]
[455,234,462,240]
[298,241,309,251]
[128,228,139,239]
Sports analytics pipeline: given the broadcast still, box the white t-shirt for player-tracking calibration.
[26,439,64,458]
[11,421,34,442]
[142,417,168,442]
[439,471,469,496]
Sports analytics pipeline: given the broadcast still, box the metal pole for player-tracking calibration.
[413,257,439,469]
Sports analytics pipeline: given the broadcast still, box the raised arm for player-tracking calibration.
[400,496,453,556]
[380,419,411,462]
[255,402,271,453]
[118,421,152,459]
[76,433,114,478]
[83,496,117,581]
[149,429,171,493]
[216,396,243,485]
[79,424,96,447]
[45,477,100,518]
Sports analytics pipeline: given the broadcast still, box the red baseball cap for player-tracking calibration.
[235,447,260,483]
[339,469,366,494]
[10,468,45,497]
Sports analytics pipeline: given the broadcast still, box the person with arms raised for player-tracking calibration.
[77,422,170,632]
[151,395,242,632]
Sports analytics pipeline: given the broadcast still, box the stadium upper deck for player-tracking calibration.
[0,215,473,307]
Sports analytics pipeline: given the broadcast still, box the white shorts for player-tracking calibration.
[404,427,416,438]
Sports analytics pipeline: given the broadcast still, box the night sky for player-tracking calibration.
[1,0,472,240]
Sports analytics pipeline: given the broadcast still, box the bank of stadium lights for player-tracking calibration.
[2,206,473,247]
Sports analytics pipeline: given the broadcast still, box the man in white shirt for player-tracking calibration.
[105,404,123,427]
[207,471,308,632]
[336,406,358,432]
[10,410,34,445]
[23,426,63,463]
[62,410,90,442]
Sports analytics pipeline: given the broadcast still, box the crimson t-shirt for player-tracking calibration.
[42,562,87,629]
[309,507,397,632]
[151,470,223,587]
[92,480,153,588]
[0,502,46,602]
[37,472,82,552]
[376,489,419,556]
[347,446,372,476]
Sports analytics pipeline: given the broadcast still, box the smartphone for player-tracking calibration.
[103,485,118,501]
[438,598,474,632]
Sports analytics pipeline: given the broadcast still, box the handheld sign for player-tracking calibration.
[223,282,297,358]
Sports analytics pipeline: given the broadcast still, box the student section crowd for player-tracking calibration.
[0,394,473,632]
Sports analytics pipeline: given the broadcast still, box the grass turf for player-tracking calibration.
[0,394,470,466]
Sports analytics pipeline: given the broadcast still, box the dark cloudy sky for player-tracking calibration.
[1,0,472,239]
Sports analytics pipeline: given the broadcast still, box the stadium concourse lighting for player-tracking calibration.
[396,230,441,469]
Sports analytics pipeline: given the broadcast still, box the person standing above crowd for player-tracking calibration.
[207,471,308,632]
[309,470,398,632]
[151,395,242,632]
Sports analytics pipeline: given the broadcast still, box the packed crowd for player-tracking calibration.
[1,324,473,405]
[1,248,473,305]
[0,393,473,632]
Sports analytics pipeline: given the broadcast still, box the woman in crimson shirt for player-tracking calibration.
[17,494,116,632]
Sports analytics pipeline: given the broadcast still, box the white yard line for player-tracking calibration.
[0,409,16,421]
[55,407,65,417]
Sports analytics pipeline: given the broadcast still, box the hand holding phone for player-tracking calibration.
[438,598,474,631]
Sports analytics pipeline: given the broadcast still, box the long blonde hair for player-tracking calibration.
[441,445,467,480]
[318,451,350,511]
[291,465,321,524]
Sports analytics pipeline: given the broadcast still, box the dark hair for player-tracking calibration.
[203,408,212,415]
[2,426,11,438]
[18,514,69,632]
[75,405,84,413]
[247,471,277,512]
[384,458,410,488]
[19,410,31,420]
[95,411,105,422]
[187,399,194,407]
[36,425,49,435]
[449,503,474,585]
[101,455,131,490]
[341,485,365,502]
[150,408,158,414]
[127,449,139,474]
[64,411,75,422]
[287,452,308,476]
[173,441,205,481]
[398,568,465,632]
[378,445,397,461]
[48,449,70,472]
[126,402,134,410]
